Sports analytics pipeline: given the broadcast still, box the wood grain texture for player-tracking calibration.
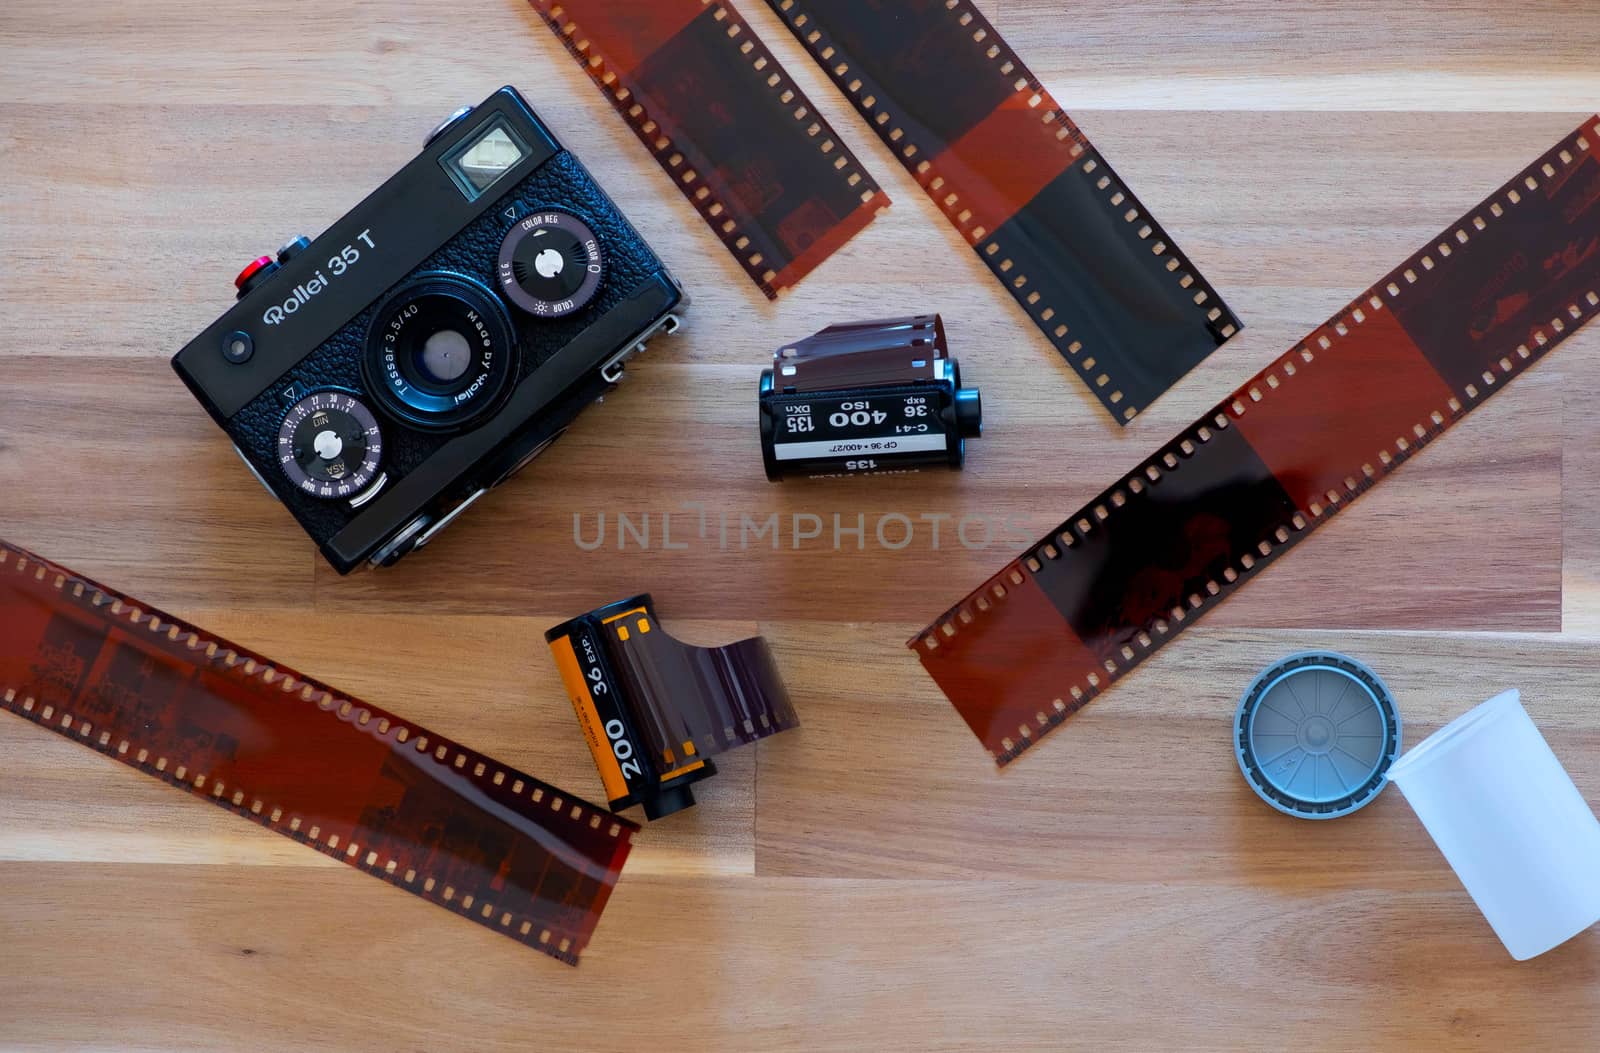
[2,0,1599,1049]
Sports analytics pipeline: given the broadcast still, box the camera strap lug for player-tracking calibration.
[232,444,278,502]
[412,488,489,553]
[598,312,683,384]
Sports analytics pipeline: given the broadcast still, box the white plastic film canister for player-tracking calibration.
[1387,689,1600,960]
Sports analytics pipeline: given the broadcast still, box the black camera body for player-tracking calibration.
[173,87,685,573]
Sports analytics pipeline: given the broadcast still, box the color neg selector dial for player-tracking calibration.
[277,391,384,500]
[496,210,605,318]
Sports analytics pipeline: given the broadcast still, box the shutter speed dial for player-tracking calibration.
[278,391,384,500]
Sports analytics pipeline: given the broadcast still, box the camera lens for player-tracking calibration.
[420,330,473,384]
[362,273,518,431]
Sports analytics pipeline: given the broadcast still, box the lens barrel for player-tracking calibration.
[361,273,518,431]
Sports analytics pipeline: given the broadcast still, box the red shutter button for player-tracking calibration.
[234,256,280,299]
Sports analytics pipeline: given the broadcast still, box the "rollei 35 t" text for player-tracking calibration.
[262,230,377,326]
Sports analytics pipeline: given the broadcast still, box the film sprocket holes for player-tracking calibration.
[765,0,1242,424]
[527,0,890,300]
[172,87,686,574]
[913,117,1600,767]
[0,541,636,966]
[759,315,982,480]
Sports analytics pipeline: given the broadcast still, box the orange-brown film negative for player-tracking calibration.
[765,0,1241,422]
[0,541,637,964]
[529,0,890,299]
[912,117,1600,766]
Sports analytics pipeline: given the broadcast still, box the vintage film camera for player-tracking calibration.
[172,87,685,573]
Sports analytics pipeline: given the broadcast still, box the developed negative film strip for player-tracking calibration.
[766,0,1242,423]
[529,0,891,299]
[0,542,638,964]
[912,117,1600,765]
[547,595,799,819]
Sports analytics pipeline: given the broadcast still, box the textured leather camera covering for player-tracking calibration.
[228,151,674,550]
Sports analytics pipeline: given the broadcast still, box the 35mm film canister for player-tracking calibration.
[759,315,981,480]
[545,594,800,821]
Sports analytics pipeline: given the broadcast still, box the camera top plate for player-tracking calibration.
[172,88,560,425]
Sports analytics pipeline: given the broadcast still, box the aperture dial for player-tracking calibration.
[277,391,383,500]
[497,210,605,318]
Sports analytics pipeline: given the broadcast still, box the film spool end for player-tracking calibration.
[954,386,982,439]
[641,783,698,821]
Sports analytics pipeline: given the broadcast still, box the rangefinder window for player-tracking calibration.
[442,117,530,201]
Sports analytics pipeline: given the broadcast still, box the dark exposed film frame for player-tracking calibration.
[912,118,1600,766]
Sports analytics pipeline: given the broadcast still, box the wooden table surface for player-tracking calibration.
[4,1,1600,1049]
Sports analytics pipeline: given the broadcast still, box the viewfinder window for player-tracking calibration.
[442,117,531,201]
